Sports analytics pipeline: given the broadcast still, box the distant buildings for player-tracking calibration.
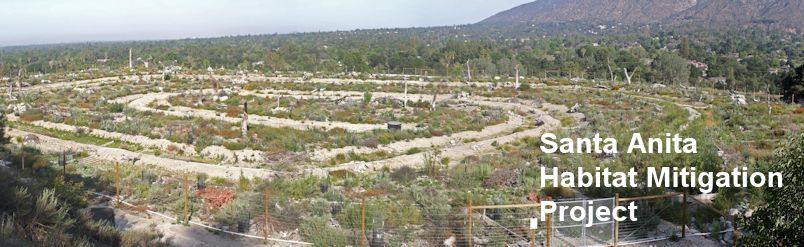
[688,60,709,77]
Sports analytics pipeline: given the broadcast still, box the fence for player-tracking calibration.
[75,157,734,246]
[468,192,733,247]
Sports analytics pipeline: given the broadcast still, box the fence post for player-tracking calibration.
[614,193,619,247]
[264,189,270,241]
[532,201,537,247]
[115,162,120,204]
[20,149,24,171]
[361,197,367,247]
[546,212,552,247]
[468,198,473,247]
[682,190,688,239]
[184,175,189,225]
[62,151,67,178]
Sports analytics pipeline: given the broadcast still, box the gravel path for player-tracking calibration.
[124,92,389,132]
[310,100,566,175]
[7,128,274,179]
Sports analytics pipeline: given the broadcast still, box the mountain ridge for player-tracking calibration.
[481,0,802,32]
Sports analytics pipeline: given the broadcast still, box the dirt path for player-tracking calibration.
[123,92,391,132]
[310,101,564,175]
[110,89,531,162]
[19,74,159,92]
[7,128,274,179]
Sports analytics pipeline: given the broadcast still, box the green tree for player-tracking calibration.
[739,134,804,246]
[778,64,803,103]
[0,113,7,145]
[679,37,691,58]
[653,52,690,86]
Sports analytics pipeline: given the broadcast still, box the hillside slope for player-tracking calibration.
[482,0,802,31]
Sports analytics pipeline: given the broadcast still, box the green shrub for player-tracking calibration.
[223,141,246,150]
[300,216,348,246]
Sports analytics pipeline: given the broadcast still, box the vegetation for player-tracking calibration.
[739,134,804,246]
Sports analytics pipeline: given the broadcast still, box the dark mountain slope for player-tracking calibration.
[482,0,802,32]
[482,0,698,24]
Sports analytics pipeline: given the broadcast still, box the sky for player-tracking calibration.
[0,0,532,47]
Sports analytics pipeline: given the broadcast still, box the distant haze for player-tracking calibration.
[0,0,532,47]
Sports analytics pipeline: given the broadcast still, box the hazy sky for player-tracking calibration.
[0,0,532,47]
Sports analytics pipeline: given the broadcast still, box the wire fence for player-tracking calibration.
[76,157,735,246]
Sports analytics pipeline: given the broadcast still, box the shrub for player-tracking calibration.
[300,216,347,246]
[390,166,418,184]
[223,141,246,150]
[226,105,242,118]
[19,109,44,122]
[121,228,170,247]
[362,137,379,148]
[542,186,575,199]
[405,147,421,155]
[107,103,125,113]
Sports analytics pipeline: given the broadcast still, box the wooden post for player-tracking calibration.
[546,212,552,247]
[614,193,620,246]
[62,151,67,178]
[682,190,688,238]
[361,197,367,247]
[468,198,473,247]
[20,153,24,171]
[264,189,270,240]
[184,175,189,225]
[115,162,120,204]
[532,201,537,247]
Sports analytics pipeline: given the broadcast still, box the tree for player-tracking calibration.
[778,64,803,103]
[679,37,692,58]
[653,52,690,86]
[739,134,804,246]
[0,113,7,146]
[362,91,372,105]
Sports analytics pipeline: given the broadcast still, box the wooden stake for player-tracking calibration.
[682,190,688,239]
[531,200,536,247]
[614,193,620,246]
[264,189,270,240]
[115,162,120,204]
[62,151,67,179]
[546,212,552,247]
[361,197,367,247]
[468,198,473,247]
[184,175,189,225]
[20,153,24,171]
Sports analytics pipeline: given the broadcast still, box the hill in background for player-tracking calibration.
[482,0,803,32]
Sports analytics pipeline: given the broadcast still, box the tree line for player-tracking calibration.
[0,23,801,93]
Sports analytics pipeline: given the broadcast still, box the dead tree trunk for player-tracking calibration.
[767,84,772,116]
[431,91,438,111]
[404,80,408,108]
[466,60,472,81]
[515,65,520,89]
[623,68,636,84]
[242,102,249,138]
